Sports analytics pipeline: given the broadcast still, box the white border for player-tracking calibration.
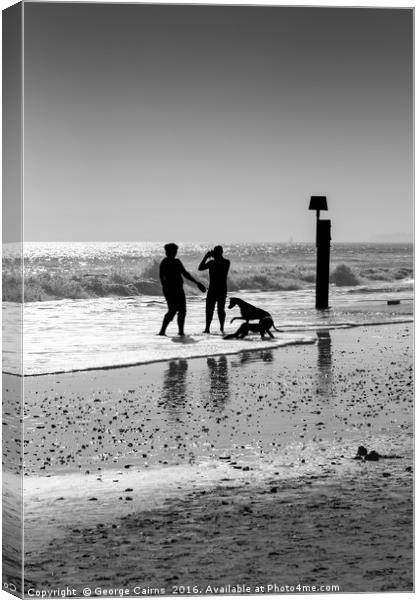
[0,2,415,600]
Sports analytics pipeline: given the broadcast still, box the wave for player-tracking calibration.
[3,259,312,301]
[347,281,414,295]
[2,268,413,302]
[2,245,413,302]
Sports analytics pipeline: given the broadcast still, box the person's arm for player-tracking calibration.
[179,261,206,292]
[180,261,199,284]
[198,252,212,271]
[159,260,166,285]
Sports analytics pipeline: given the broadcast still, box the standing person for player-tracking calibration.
[198,245,230,334]
[158,243,206,337]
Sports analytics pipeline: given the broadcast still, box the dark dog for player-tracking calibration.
[228,297,272,324]
[228,296,282,330]
[224,316,276,340]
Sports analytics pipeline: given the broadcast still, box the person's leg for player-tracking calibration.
[217,294,227,333]
[204,295,216,333]
[159,309,176,335]
[177,292,187,336]
[159,294,176,335]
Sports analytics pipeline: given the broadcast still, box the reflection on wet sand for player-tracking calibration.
[316,330,334,397]
[235,348,274,365]
[159,359,189,417]
[205,355,230,411]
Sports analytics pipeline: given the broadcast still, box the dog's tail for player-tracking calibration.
[272,323,284,332]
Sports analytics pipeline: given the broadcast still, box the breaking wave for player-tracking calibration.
[2,242,413,302]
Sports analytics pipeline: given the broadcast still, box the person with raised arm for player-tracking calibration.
[198,245,230,334]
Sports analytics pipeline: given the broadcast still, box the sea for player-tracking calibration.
[2,242,413,376]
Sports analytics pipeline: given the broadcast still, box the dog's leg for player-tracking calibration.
[237,324,249,339]
[224,323,247,340]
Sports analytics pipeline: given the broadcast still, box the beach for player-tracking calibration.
[3,322,413,595]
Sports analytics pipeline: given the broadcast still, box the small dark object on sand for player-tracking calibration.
[354,446,380,461]
[365,450,380,461]
[387,300,400,305]
[355,446,368,459]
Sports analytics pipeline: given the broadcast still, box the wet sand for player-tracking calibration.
[3,323,413,595]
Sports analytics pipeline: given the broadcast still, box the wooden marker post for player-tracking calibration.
[309,196,331,309]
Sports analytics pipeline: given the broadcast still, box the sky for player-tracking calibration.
[22,3,413,243]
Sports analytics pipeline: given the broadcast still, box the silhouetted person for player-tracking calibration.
[199,245,230,334]
[159,243,206,336]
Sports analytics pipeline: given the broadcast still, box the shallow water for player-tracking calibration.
[3,285,413,375]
